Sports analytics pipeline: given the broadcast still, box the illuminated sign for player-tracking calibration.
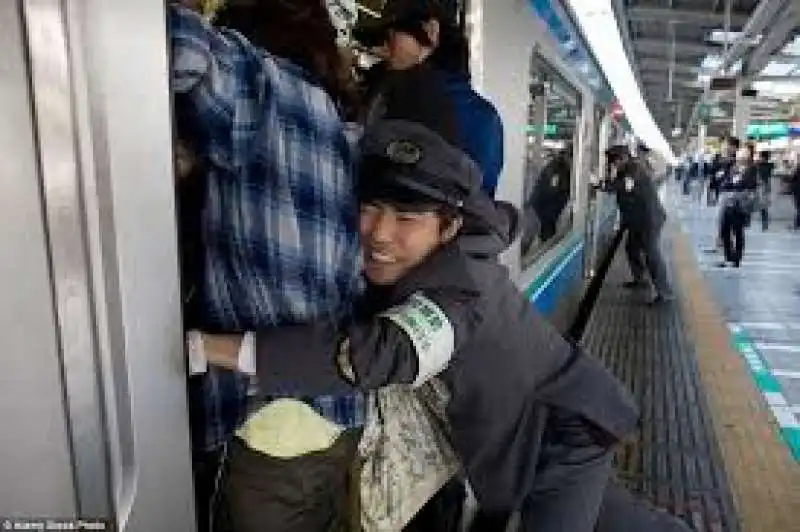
[526,123,560,136]
[746,122,789,139]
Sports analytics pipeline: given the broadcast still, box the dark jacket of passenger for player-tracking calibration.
[443,72,504,196]
[365,62,458,144]
[719,163,758,192]
[610,160,666,234]
[251,215,639,516]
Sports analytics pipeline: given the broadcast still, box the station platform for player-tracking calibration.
[580,184,800,532]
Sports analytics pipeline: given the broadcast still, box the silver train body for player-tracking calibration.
[0,1,642,529]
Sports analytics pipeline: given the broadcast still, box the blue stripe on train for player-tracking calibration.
[526,239,586,316]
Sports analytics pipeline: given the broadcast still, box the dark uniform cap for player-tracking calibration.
[353,0,449,47]
[605,144,631,163]
[359,119,510,233]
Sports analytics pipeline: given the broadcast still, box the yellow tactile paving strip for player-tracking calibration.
[671,227,800,532]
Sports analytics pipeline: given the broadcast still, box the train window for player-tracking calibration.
[521,51,581,267]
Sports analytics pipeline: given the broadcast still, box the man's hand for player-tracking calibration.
[202,333,243,370]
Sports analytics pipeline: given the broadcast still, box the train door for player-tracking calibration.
[0,0,195,529]
[583,108,607,277]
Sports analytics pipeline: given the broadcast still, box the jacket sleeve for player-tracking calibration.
[475,108,504,197]
[252,287,482,396]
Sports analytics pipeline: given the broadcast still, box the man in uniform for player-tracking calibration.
[201,121,691,531]
[606,144,673,304]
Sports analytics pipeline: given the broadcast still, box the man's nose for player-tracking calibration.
[369,211,396,243]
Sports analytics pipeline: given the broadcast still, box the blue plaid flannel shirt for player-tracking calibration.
[170,6,364,452]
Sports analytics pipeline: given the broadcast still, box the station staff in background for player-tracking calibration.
[355,0,504,196]
[606,145,673,305]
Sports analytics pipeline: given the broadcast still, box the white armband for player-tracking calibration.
[378,292,455,387]
[238,332,256,375]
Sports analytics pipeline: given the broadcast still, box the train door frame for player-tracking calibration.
[4,0,198,528]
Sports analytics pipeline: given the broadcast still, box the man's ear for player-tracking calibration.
[422,19,440,47]
[441,216,464,243]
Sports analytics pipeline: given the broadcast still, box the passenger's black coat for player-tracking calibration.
[253,232,639,515]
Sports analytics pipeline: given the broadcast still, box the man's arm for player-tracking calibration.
[259,287,481,393]
[194,286,481,395]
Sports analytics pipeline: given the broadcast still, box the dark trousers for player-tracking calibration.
[404,479,465,532]
[707,183,719,205]
[625,228,670,295]
[193,448,225,532]
[793,192,800,229]
[220,430,361,532]
[465,479,692,532]
[595,483,693,532]
[720,205,746,265]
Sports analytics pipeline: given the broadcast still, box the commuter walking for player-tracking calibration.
[789,163,800,230]
[756,151,774,231]
[717,147,758,268]
[708,153,722,206]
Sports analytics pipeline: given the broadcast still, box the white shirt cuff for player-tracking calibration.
[186,330,256,375]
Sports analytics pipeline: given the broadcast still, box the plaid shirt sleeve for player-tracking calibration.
[169,6,365,447]
[169,5,245,174]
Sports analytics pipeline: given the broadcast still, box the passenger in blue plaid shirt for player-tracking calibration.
[170,1,364,530]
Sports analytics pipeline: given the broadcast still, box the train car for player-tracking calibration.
[475,0,626,332]
[0,0,628,529]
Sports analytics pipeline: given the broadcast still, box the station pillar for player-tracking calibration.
[733,79,753,140]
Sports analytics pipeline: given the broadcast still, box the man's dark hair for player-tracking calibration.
[727,136,741,149]
[214,0,358,115]
[428,22,471,76]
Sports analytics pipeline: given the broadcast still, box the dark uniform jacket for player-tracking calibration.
[252,224,639,515]
[610,159,666,234]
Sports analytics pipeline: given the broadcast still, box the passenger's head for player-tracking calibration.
[725,136,741,157]
[760,150,771,162]
[605,145,631,171]
[213,0,355,112]
[355,0,466,73]
[357,120,503,285]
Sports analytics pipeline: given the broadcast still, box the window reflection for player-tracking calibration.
[521,51,581,266]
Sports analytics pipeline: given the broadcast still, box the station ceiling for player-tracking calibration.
[617,0,800,143]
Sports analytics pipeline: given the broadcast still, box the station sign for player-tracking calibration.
[525,123,560,136]
[709,77,737,91]
[746,122,790,139]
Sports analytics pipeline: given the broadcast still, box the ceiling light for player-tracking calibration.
[567,1,675,160]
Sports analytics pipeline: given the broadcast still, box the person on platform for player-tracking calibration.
[606,145,673,304]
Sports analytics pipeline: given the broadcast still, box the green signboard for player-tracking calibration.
[746,122,790,139]
[525,123,560,136]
